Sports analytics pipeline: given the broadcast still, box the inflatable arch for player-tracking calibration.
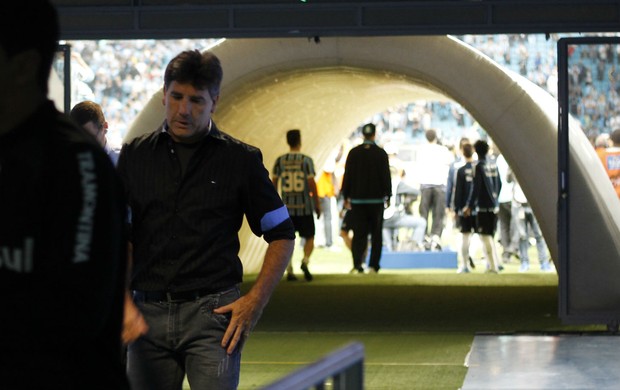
[125,36,620,318]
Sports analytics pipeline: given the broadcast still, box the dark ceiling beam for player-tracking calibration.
[52,1,620,40]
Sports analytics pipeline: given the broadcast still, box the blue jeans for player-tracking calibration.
[127,287,241,390]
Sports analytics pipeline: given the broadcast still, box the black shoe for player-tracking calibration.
[301,263,313,281]
[468,256,476,269]
[286,273,298,281]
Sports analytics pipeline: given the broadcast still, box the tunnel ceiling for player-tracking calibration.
[215,65,450,163]
[53,0,620,40]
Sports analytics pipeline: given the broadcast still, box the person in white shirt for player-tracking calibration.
[416,129,454,250]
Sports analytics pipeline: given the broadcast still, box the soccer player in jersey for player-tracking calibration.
[272,129,322,281]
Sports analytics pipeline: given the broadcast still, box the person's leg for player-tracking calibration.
[299,216,316,281]
[514,203,530,271]
[184,288,242,390]
[351,206,369,272]
[477,212,501,272]
[459,232,472,273]
[498,201,512,261]
[368,203,385,272]
[480,234,501,273]
[127,299,186,390]
[418,187,432,236]
[528,210,551,269]
[340,229,352,251]
[382,226,395,251]
[430,187,447,240]
[321,197,333,247]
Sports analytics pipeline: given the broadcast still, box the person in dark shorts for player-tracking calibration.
[472,140,503,273]
[453,142,476,273]
[272,129,321,281]
[0,1,129,388]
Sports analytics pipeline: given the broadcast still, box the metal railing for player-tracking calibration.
[261,342,364,390]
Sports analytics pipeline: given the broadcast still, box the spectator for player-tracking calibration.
[599,128,620,198]
[316,160,339,248]
[383,169,427,252]
[416,129,454,250]
[495,149,519,262]
[70,100,120,165]
[510,174,552,272]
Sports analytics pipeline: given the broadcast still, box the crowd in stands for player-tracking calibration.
[63,38,222,148]
[64,33,620,150]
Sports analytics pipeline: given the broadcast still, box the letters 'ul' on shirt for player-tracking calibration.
[0,100,129,389]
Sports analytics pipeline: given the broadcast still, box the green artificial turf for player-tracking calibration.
[183,245,606,389]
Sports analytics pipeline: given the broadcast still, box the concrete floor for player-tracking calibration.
[462,333,620,389]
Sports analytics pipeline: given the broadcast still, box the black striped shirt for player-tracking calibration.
[117,122,295,292]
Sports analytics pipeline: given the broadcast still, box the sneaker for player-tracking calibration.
[468,256,476,269]
[457,267,470,274]
[300,263,313,281]
[519,261,530,273]
[368,267,378,274]
[485,269,499,274]
[349,267,364,274]
[286,273,298,281]
[540,261,554,272]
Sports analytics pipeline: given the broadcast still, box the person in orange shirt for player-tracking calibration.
[599,129,620,198]
[316,161,339,248]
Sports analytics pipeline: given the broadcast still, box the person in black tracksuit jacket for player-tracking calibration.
[470,140,503,273]
[453,142,476,273]
[0,2,129,388]
[341,123,392,273]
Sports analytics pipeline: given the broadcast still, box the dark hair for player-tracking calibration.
[425,129,437,142]
[462,142,474,158]
[611,129,620,146]
[70,101,105,129]
[164,50,223,99]
[286,129,301,147]
[0,0,59,94]
[474,139,489,157]
[361,123,376,138]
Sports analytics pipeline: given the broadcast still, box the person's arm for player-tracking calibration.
[121,242,149,345]
[116,145,149,345]
[214,238,294,354]
[308,176,321,218]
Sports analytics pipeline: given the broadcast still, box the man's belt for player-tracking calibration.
[133,287,227,303]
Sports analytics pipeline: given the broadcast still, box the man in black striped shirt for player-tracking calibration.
[118,50,296,390]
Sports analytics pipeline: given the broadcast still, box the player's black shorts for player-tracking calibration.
[458,215,476,233]
[290,214,315,238]
[476,211,498,236]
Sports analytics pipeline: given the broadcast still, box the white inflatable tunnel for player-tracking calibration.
[125,36,620,321]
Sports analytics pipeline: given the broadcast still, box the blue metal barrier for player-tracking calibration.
[261,342,365,390]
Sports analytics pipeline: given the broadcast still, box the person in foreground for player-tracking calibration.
[118,49,296,390]
[0,1,130,389]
